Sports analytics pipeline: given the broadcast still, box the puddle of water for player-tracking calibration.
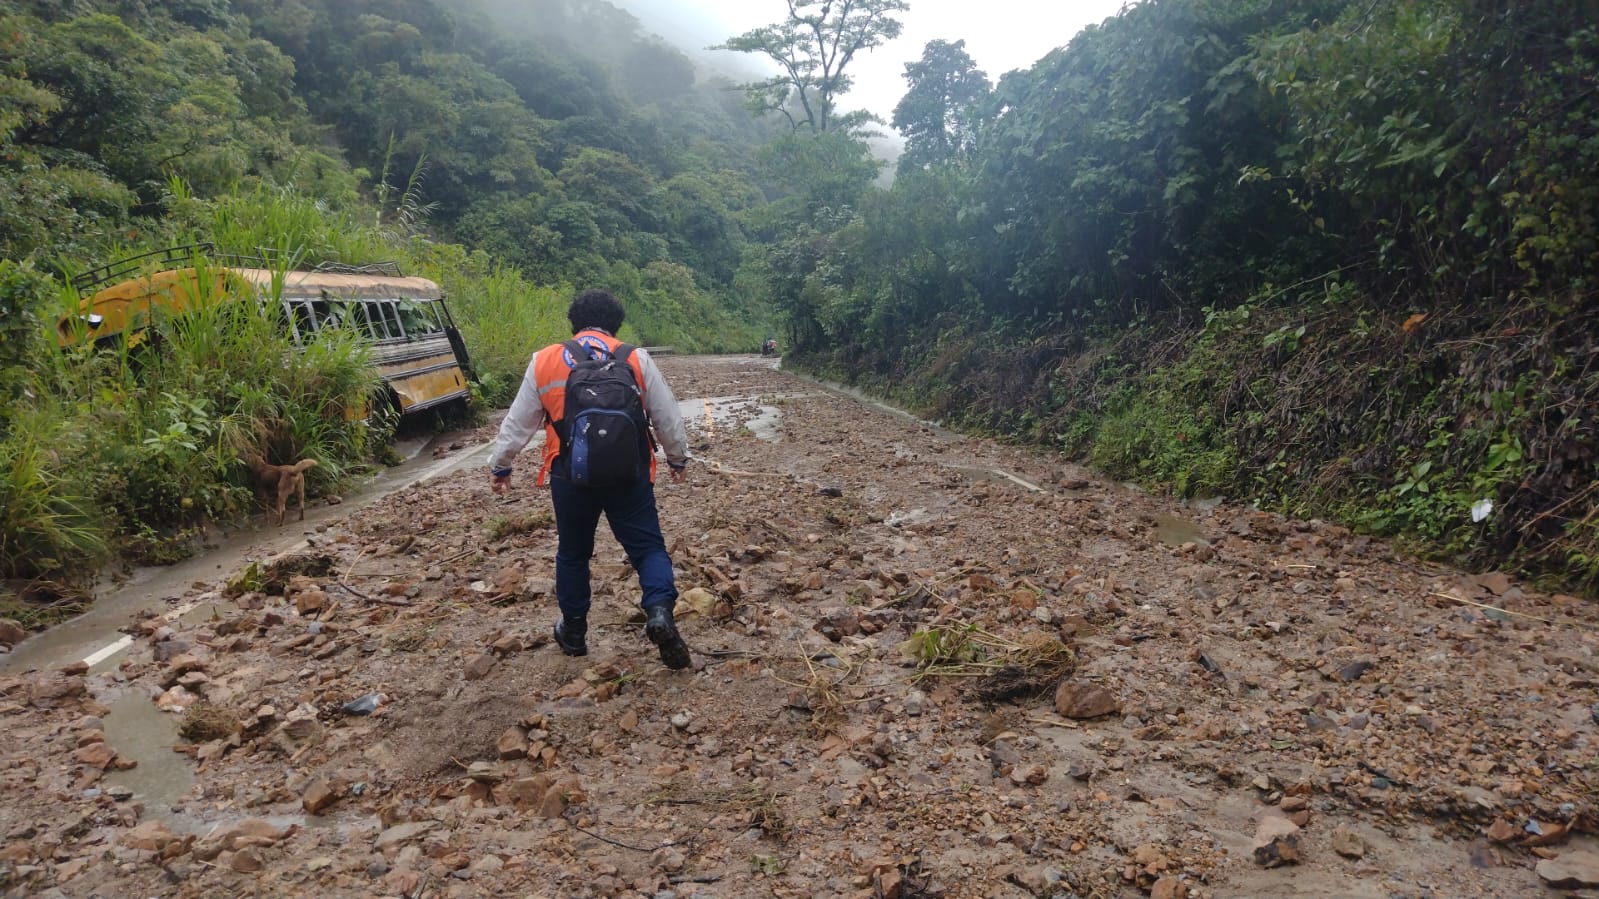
[100,692,337,838]
[1155,514,1207,546]
[103,692,198,830]
[745,406,782,442]
[680,394,808,443]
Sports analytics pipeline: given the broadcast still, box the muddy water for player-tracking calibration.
[100,688,333,836]
[102,690,197,829]
[1154,513,1207,546]
[678,393,816,443]
[1,434,492,676]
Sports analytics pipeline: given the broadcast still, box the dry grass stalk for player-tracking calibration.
[178,703,240,742]
[647,781,788,841]
[904,624,1074,685]
[486,511,552,541]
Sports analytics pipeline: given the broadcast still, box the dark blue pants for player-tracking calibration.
[549,474,677,619]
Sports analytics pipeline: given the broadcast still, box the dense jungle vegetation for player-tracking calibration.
[756,0,1599,594]
[2,0,1597,610]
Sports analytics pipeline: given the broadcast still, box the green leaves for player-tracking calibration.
[892,39,992,174]
[1395,460,1433,497]
[714,0,909,134]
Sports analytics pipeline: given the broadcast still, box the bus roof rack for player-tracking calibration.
[72,245,407,294]
[313,261,405,277]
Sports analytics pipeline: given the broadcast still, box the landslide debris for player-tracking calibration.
[1,355,1596,899]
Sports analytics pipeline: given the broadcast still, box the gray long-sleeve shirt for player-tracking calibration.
[487,336,688,477]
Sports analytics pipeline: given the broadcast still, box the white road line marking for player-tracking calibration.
[992,470,1044,492]
[82,635,133,668]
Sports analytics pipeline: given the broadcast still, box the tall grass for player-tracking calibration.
[434,257,569,404]
[1,243,379,580]
[0,411,108,578]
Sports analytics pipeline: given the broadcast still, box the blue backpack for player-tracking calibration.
[558,340,652,487]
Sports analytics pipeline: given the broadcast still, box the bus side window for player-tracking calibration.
[397,300,436,336]
[327,300,353,330]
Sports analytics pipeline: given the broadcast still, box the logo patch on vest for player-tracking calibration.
[562,334,613,367]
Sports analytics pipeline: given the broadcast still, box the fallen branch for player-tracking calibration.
[564,819,679,853]
[332,581,412,607]
[435,546,479,566]
[1518,482,1598,533]
[342,546,370,585]
[1428,592,1552,624]
[701,647,763,660]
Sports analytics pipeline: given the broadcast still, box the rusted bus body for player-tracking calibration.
[55,266,234,348]
[58,252,474,418]
[365,334,472,414]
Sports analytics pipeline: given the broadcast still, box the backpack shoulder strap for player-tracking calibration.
[611,343,645,390]
[562,339,592,363]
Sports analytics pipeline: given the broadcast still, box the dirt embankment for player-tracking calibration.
[3,355,1599,899]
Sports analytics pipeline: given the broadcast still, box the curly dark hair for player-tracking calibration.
[567,289,625,334]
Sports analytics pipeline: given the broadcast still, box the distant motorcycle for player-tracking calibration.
[761,338,778,356]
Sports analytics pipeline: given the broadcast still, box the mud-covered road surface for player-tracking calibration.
[3,354,1598,899]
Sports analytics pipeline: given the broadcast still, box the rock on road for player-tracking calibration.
[2,354,1597,899]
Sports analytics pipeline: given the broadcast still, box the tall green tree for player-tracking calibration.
[714,0,910,133]
[891,39,990,173]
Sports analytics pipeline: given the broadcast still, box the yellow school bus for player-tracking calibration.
[58,246,474,417]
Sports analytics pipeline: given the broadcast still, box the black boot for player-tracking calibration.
[553,615,588,656]
[645,605,691,670]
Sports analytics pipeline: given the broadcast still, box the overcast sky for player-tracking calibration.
[619,0,1132,125]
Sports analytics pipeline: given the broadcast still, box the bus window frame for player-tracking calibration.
[285,298,314,344]
[284,296,450,343]
[355,301,382,340]
[380,302,403,341]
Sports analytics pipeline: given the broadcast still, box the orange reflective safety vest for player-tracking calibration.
[530,329,656,485]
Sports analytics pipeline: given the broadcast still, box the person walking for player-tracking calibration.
[487,289,692,669]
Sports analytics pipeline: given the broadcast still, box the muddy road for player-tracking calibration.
[2,354,1598,899]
